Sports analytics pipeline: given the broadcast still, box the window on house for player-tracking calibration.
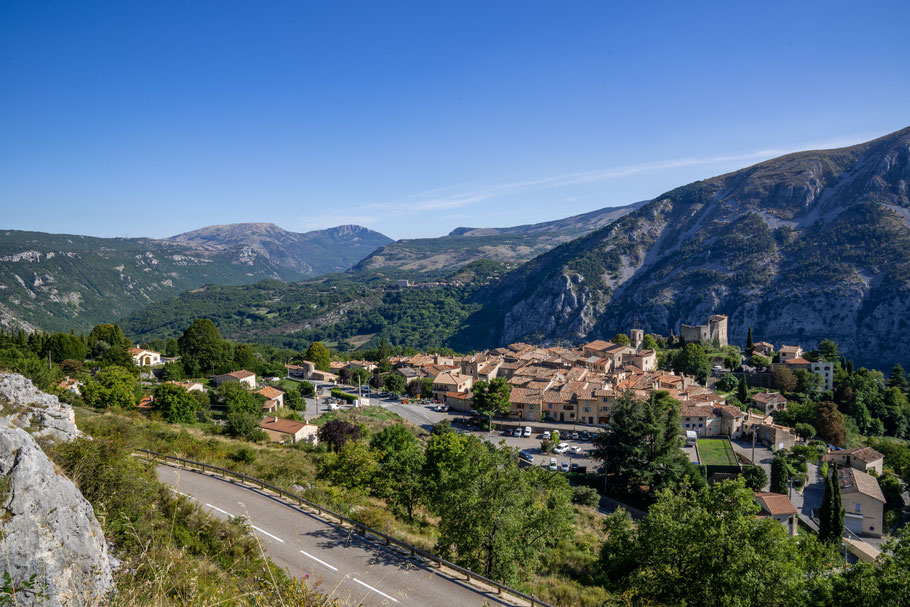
[855,503,861,513]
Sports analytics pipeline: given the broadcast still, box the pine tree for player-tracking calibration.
[746,326,754,353]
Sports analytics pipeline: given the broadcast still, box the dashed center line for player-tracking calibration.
[353,578,399,603]
[300,550,338,571]
[205,503,234,518]
[252,525,285,543]
[168,488,194,499]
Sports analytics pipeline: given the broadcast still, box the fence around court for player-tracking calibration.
[136,449,555,607]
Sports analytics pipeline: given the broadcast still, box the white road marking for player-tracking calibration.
[353,578,399,603]
[299,550,338,571]
[252,525,285,543]
[205,503,234,518]
[169,488,194,499]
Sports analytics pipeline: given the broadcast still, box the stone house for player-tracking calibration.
[839,467,886,537]
[394,367,420,384]
[824,447,884,475]
[753,342,774,357]
[743,412,797,451]
[258,417,319,445]
[750,392,787,414]
[778,345,803,363]
[213,370,257,389]
[444,391,473,411]
[432,371,473,399]
[754,492,798,536]
[256,386,285,412]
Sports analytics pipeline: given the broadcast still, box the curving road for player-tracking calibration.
[156,464,522,607]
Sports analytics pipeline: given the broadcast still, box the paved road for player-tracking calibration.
[157,464,519,607]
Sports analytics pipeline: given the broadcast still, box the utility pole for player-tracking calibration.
[752,425,757,463]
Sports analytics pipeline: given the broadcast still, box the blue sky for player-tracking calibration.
[1,1,908,240]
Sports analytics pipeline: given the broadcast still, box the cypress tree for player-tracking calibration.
[770,455,788,494]
[831,464,844,539]
[746,326,754,353]
[738,375,749,404]
[818,468,834,542]
[847,360,855,375]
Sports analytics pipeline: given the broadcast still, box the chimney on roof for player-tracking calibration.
[273,416,278,423]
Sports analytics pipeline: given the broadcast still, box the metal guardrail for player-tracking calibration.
[136,449,554,607]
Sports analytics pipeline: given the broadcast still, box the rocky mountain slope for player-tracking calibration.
[352,201,644,275]
[0,223,390,333]
[454,125,910,368]
[0,373,114,606]
[170,222,392,275]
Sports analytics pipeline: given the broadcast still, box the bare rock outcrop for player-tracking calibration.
[0,373,81,442]
[0,374,114,606]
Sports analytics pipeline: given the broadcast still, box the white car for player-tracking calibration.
[560,462,570,472]
[553,443,569,454]
[523,426,532,437]
[570,445,582,455]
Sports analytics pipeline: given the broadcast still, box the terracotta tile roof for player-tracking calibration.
[785,357,810,365]
[838,467,886,502]
[225,370,255,379]
[754,492,797,516]
[256,386,284,399]
[751,392,785,403]
[137,395,154,410]
[680,404,713,417]
[779,345,802,354]
[445,391,472,399]
[259,417,309,435]
[840,447,885,463]
[583,340,613,351]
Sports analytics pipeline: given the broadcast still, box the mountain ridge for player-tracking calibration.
[452,125,910,368]
[352,200,645,275]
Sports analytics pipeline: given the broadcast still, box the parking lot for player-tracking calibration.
[308,383,599,471]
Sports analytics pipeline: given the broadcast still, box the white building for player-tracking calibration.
[810,361,834,392]
[129,347,161,367]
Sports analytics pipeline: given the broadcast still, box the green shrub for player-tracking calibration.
[572,486,601,508]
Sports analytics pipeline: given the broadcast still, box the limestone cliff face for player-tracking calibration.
[464,126,910,368]
[0,374,114,606]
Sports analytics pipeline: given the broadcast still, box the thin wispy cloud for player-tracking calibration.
[363,135,868,217]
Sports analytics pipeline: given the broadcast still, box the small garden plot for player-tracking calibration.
[697,438,738,467]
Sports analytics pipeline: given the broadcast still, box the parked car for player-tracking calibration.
[523,426,532,437]
[571,432,579,440]
[570,445,582,455]
[518,451,534,463]
[513,427,523,437]
[550,457,558,466]
[581,431,591,440]
[570,463,579,472]
[553,443,569,454]
[560,462,570,472]
[549,463,558,471]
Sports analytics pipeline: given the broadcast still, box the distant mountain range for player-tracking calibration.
[8,125,910,368]
[123,125,910,368]
[352,202,644,275]
[169,223,391,276]
[0,224,391,333]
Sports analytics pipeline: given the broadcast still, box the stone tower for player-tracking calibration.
[630,328,644,351]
